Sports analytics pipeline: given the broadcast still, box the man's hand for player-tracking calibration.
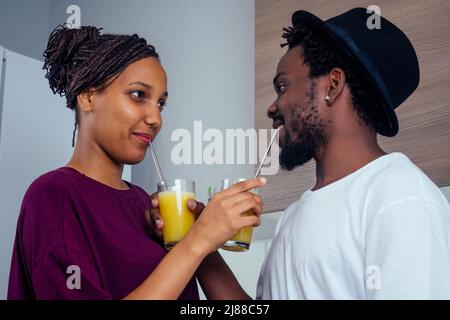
[145,192,206,239]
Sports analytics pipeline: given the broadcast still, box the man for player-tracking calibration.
[256,8,450,299]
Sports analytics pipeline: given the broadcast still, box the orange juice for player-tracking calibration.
[224,210,254,251]
[220,178,258,252]
[158,191,196,249]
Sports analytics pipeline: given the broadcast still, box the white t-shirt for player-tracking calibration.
[257,152,450,299]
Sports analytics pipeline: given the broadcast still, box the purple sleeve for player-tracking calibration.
[8,175,112,300]
[31,248,112,300]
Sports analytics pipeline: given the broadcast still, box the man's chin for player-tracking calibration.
[279,145,315,171]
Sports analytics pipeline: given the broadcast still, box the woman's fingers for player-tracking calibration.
[220,191,257,207]
[231,195,263,217]
[239,215,261,228]
[218,177,266,198]
[146,192,163,238]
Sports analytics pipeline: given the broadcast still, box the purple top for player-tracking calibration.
[8,167,199,300]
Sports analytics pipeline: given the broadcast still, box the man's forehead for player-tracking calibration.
[276,46,307,76]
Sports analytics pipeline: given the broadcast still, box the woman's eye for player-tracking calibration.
[130,90,145,100]
[157,100,166,111]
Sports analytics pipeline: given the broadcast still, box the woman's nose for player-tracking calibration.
[144,103,162,129]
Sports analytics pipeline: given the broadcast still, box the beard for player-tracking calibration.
[279,83,326,171]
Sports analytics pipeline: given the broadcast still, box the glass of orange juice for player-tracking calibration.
[157,179,196,250]
[219,178,258,252]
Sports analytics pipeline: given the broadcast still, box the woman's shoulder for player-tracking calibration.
[126,182,152,205]
[24,167,75,201]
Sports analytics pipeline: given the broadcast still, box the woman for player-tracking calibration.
[7,25,265,300]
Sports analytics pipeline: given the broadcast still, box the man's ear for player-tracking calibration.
[76,90,95,113]
[325,68,346,106]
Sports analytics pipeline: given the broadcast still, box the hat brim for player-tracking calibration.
[292,10,399,137]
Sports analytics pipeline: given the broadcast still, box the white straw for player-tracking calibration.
[254,126,282,178]
[148,141,167,191]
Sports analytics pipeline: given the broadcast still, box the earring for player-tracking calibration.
[325,95,330,101]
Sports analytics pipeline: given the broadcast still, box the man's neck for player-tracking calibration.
[313,131,386,191]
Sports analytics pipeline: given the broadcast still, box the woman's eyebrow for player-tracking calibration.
[128,81,152,89]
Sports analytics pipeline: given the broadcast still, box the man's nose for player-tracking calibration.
[267,100,278,119]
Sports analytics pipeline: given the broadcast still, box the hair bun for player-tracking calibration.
[43,25,101,101]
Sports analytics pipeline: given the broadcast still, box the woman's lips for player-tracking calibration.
[132,132,153,144]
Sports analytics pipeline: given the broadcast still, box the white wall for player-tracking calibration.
[49,0,255,204]
[0,0,51,60]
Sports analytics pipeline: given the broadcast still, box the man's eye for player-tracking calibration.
[278,84,287,93]
[130,90,145,100]
[157,100,166,111]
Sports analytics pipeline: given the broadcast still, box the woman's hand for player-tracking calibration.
[145,193,205,239]
[186,177,266,255]
[146,177,266,255]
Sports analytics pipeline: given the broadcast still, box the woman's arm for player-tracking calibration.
[123,177,265,300]
[123,229,208,299]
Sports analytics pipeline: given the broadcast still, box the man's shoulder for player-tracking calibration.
[368,152,447,211]
[371,153,436,190]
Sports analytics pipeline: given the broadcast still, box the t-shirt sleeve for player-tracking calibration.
[8,174,112,300]
[365,199,450,299]
[32,248,111,300]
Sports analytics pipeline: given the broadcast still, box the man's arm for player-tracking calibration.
[196,251,251,300]
[365,199,450,299]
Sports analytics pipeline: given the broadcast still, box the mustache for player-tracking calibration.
[271,113,284,124]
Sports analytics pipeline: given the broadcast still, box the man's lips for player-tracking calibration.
[272,120,284,130]
[132,132,153,143]
[272,121,285,147]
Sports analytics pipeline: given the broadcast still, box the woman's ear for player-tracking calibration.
[76,90,95,113]
[325,68,346,106]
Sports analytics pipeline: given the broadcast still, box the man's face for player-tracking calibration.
[267,46,327,171]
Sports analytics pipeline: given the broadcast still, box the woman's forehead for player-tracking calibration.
[115,57,167,86]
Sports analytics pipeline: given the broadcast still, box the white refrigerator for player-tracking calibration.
[0,46,131,299]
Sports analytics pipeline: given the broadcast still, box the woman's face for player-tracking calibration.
[81,57,167,165]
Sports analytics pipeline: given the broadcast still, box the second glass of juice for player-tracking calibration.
[157,179,196,250]
[220,178,258,252]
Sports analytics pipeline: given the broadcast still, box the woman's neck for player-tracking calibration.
[66,138,128,190]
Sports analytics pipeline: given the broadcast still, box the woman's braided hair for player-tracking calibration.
[43,25,159,146]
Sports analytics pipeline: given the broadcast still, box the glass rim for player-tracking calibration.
[157,179,195,193]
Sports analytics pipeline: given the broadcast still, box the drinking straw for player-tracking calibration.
[254,125,283,178]
[148,141,168,191]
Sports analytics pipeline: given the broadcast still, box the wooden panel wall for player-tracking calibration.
[256,0,450,212]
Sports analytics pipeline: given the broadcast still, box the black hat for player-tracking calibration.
[292,8,420,137]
